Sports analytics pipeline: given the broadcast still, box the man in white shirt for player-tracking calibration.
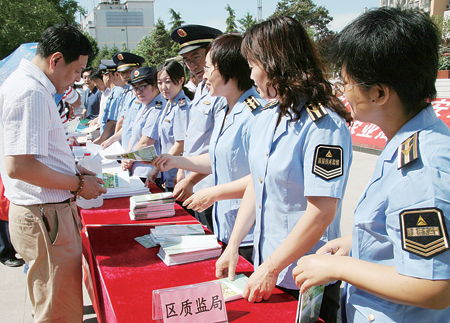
[0,24,106,322]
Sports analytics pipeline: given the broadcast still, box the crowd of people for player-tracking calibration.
[0,6,448,323]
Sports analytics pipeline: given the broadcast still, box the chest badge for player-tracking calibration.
[312,145,343,180]
[400,207,449,258]
[202,100,211,105]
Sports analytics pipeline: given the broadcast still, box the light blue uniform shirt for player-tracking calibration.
[346,106,450,323]
[158,90,191,188]
[119,85,139,149]
[100,86,125,133]
[248,101,352,289]
[209,88,264,245]
[182,81,226,192]
[128,94,165,178]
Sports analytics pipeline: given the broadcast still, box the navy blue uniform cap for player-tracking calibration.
[170,24,222,55]
[112,52,145,72]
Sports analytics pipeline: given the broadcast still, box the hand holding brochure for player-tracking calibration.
[104,144,158,162]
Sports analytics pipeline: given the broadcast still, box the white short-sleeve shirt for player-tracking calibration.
[0,59,76,205]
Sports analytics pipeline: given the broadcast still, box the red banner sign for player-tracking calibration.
[343,98,450,151]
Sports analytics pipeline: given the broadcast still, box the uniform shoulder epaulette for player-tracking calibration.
[397,132,419,169]
[305,103,328,122]
[244,95,262,111]
[262,100,278,110]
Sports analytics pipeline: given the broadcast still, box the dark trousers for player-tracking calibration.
[194,206,214,233]
[0,220,16,260]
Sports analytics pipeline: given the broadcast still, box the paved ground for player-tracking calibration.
[0,150,378,322]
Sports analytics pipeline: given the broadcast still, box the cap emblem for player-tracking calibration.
[177,28,188,37]
[134,70,140,77]
[117,53,124,60]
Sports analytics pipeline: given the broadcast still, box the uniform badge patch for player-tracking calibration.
[306,103,328,121]
[400,208,449,258]
[244,95,262,111]
[312,145,343,180]
[397,132,419,169]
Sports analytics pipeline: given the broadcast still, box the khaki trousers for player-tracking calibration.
[9,201,83,323]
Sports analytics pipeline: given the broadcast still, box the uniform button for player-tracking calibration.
[265,153,269,157]
[258,204,262,209]
[367,314,375,322]
[259,178,263,184]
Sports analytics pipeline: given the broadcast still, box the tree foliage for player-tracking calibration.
[168,8,185,32]
[90,45,119,69]
[134,19,178,67]
[225,4,238,33]
[271,0,333,40]
[83,32,99,67]
[0,0,84,59]
[238,12,257,33]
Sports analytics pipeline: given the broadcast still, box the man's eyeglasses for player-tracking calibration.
[334,80,368,94]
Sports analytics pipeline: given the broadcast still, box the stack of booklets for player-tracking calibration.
[129,192,175,220]
[101,164,149,199]
[135,224,204,249]
[157,234,222,266]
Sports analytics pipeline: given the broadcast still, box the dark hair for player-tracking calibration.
[210,34,253,92]
[82,67,93,75]
[37,24,93,64]
[89,68,103,80]
[158,60,194,100]
[242,16,350,123]
[333,7,439,115]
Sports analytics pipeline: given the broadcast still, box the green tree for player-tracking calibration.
[83,32,99,67]
[225,4,238,33]
[238,12,257,33]
[271,0,333,39]
[134,19,178,67]
[168,8,184,32]
[0,0,84,59]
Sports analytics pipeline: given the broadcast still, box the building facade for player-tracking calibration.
[82,0,155,50]
[379,0,449,15]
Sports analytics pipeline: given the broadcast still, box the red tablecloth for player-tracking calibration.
[83,225,297,323]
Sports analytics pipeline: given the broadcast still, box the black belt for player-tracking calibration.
[46,197,76,205]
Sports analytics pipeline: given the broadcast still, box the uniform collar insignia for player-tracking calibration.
[155,101,163,108]
[244,95,262,111]
[178,98,186,107]
[262,100,278,110]
[397,132,419,169]
[305,103,328,121]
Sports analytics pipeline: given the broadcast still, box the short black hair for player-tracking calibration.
[333,7,439,114]
[90,68,103,80]
[210,34,253,92]
[82,67,93,75]
[36,24,93,64]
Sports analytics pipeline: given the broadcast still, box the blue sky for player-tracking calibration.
[78,0,379,32]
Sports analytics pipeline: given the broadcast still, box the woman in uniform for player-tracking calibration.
[147,61,192,191]
[215,16,352,322]
[292,7,450,322]
[153,34,264,261]
[121,67,165,181]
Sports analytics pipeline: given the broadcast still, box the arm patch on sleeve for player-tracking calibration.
[312,145,343,180]
[400,208,449,258]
